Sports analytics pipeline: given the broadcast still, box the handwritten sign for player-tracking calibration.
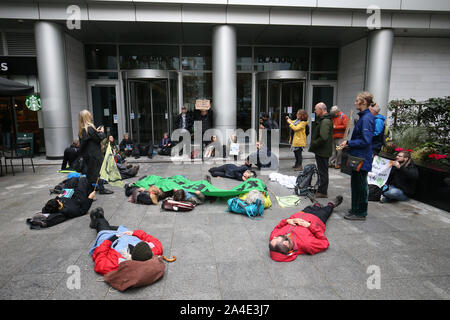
[368,155,393,188]
[229,143,239,156]
[195,99,211,110]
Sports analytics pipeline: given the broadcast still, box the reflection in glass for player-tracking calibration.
[311,48,339,71]
[181,46,212,71]
[182,72,212,110]
[91,86,118,140]
[85,45,117,70]
[237,73,252,131]
[254,47,309,71]
[119,45,179,70]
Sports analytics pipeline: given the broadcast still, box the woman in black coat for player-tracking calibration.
[78,109,113,194]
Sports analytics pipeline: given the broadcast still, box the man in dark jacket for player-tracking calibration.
[381,150,419,203]
[309,102,333,198]
[61,139,80,171]
[175,106,193,133]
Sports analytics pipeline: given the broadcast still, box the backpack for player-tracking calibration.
[305,123,310,136]
[294,163,319,198]
[227,197,264,219]
[368,184,382,201]
[161,198,195,212]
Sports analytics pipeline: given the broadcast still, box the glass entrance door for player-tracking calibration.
[127,79,170,146]
[257,79,305,144]
[88,81,122,141]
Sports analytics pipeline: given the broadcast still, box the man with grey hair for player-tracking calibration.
[329,105,348,169]
[309,102,333,198]
[369,103,386,155]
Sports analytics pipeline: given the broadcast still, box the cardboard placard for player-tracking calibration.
[195,99,211,110]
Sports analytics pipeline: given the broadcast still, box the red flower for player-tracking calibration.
[406,149,414,153]
[395,147,404,152]
[428,154,448,160]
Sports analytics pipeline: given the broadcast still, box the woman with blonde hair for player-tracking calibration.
[286,109,309,171]
[78,109,113,194]
[339,91,375,220]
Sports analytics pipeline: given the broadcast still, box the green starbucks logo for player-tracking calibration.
[25,94,41,111]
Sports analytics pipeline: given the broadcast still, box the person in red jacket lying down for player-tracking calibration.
[88,207,163,275]
[269,195,343,262]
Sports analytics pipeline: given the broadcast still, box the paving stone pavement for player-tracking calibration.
[0,155,449,300]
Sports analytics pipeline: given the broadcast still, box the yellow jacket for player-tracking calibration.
[288,120,307,147]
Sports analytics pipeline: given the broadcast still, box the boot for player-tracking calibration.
[98,179,114,195]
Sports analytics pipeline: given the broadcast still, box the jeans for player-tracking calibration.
[293,148,303,167]
[383,185,408,202]
[351,170,369,216]
[315,155,329,195]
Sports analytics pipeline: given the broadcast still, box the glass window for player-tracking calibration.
[254,47,309,72]
[182,72,212,111]
[119,45,179,70]
[311,48,339,71]
[237,73,252,131]
[87,72,118,79]
[85,45,117,70]
[181,46,212,71]
[310,73,337,81]
[237,46,252,71]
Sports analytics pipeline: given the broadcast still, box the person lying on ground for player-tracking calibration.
[28,176,96,229]
[125,183,173,205]
[208,163,257,181]
[172,188,206,206]
[88,208,163,275]
[269,195,343,262]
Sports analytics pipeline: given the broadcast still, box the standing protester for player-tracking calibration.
[175,106,193,133]
[369,103,386,155]
[286,109,308,171]
[339,92,375,221]
[329,106,348,169]
[259,113,278,152]
[380,150,419,203]
[61,139,80,171]
[78,109,113,195]
[309,102,333,198]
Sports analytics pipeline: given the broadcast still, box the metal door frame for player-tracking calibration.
[255,71,307,144]
[122,70,177,145]
[87,79,125,141]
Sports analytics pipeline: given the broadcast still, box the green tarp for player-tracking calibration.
[133,175,267,198]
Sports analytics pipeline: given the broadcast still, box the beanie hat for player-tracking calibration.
[131,241,153,261]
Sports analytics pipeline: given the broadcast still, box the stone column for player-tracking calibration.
[365,29,394,115]
[34,21,72,158]
[212,25,237,140]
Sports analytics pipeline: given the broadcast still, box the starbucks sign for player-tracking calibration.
[25,94,41,111]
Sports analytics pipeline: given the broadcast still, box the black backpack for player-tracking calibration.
[294,163,319,198]
[305,123,310,136]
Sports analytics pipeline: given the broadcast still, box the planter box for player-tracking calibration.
[412,160,450,212]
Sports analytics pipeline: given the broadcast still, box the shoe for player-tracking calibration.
[89,208,103,228]
[335,165,341,169]
[380,196,389,203]
[294,166,303,171]
[126,163,133,169]
[134,165,140,174]
[329,195,343,208]
[344,213,366,221]
[205,175,212,184]
[314,192,328,198]
[99,188,114,195]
